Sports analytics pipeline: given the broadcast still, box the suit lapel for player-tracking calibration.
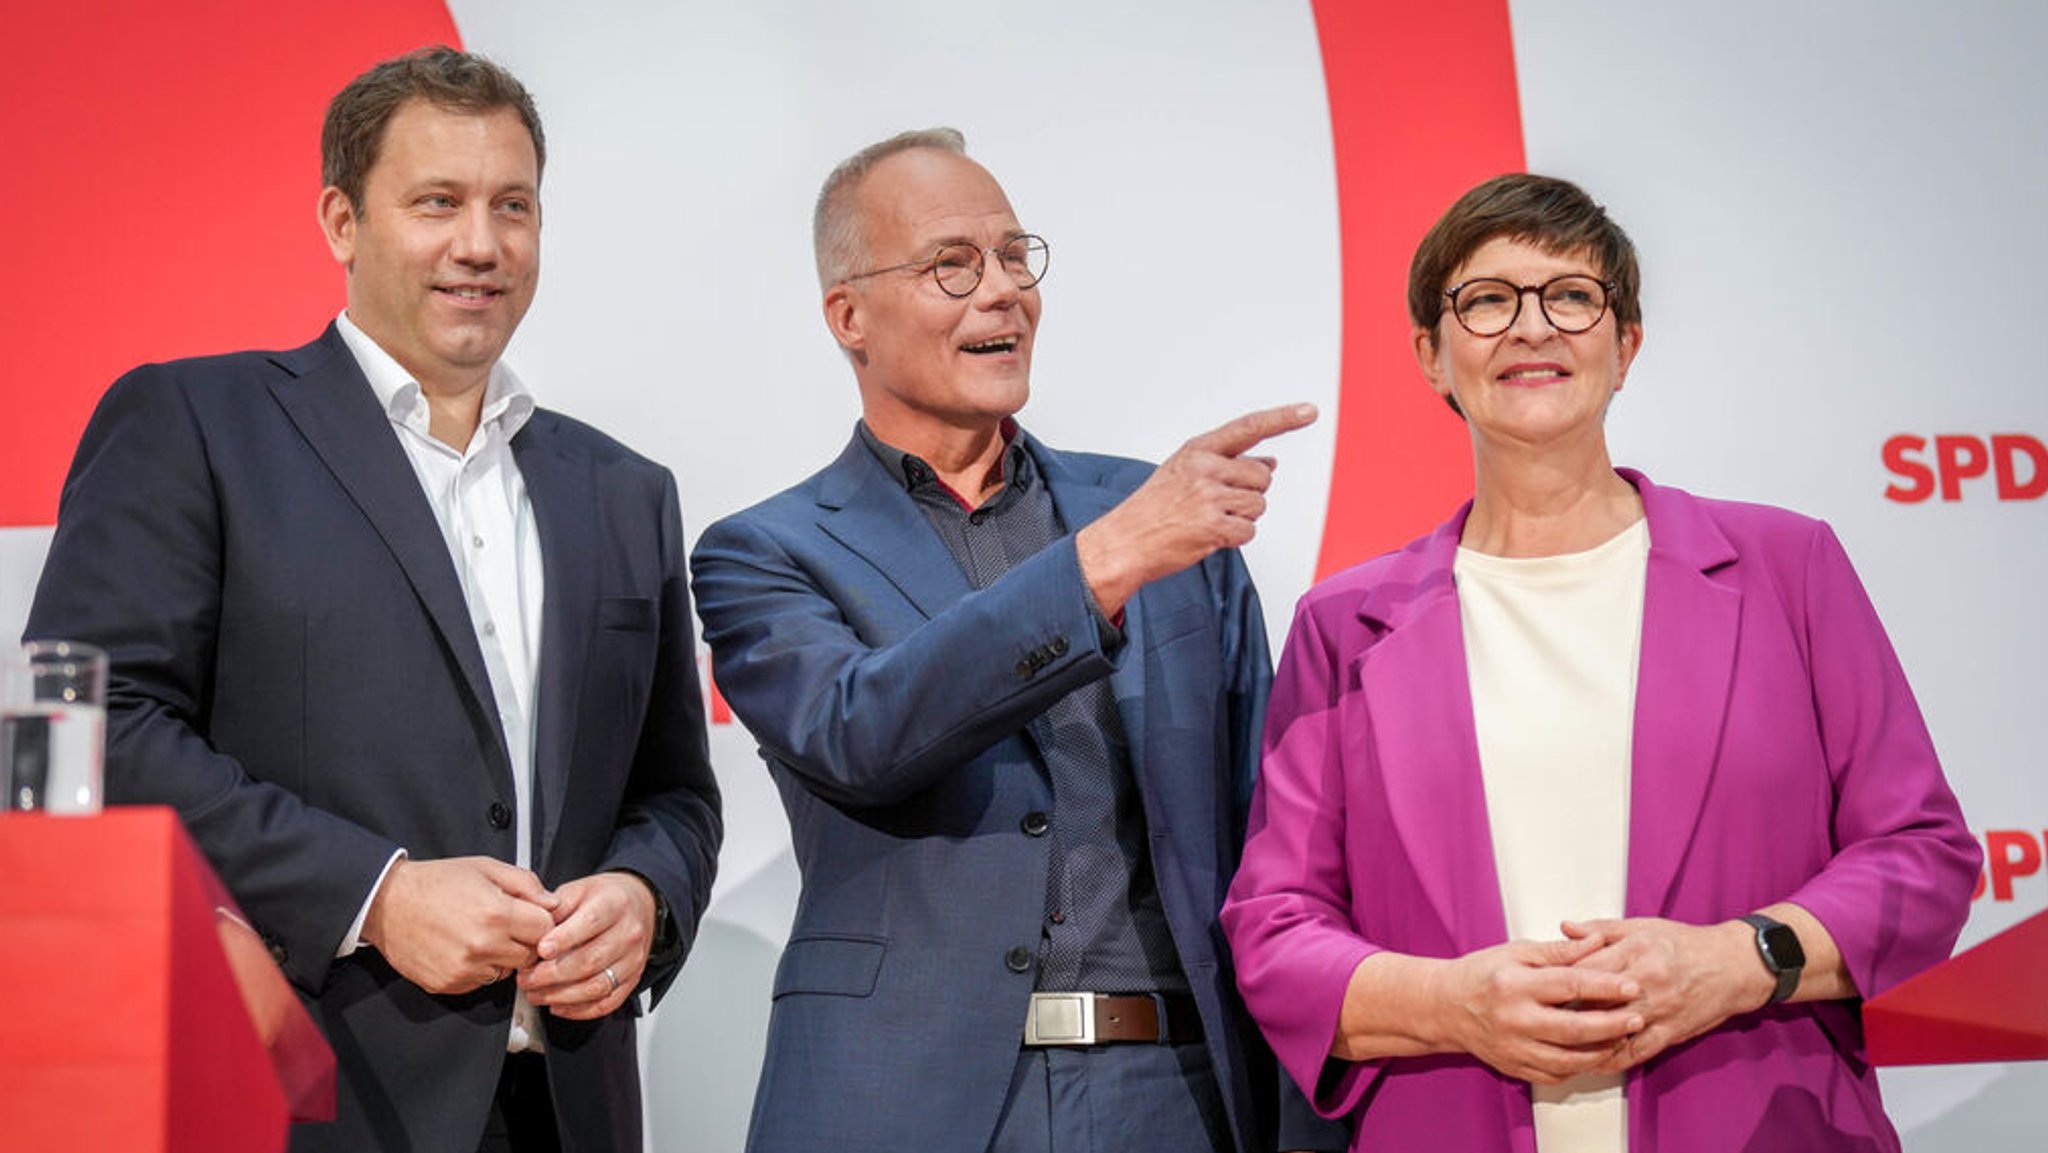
[514,415,596,869]
[815,431,1184,804]
[267,329,505,763]
[814,436,976,617]
[816,431,1157,787]
[1624,471,1742,917]
[1351,515,1508,950]
[1327,473,1744,943]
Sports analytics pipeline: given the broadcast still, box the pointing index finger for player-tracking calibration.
[1193,403,1319,457]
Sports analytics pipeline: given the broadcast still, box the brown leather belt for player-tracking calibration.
[1021,992,1204,1046]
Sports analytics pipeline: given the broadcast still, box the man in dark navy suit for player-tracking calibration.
[690,128,1343,1153]
[27,48,719,1153]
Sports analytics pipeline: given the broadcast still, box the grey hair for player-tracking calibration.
[813,127,968,288]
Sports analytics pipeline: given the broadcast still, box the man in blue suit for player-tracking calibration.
[690,128,1342,1153]
[26,49,719,1153]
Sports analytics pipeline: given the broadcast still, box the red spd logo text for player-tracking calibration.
[1884,434,2047,502]
[1974,828,2048,902]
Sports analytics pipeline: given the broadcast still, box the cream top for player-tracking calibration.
[1455,516,1650,1153]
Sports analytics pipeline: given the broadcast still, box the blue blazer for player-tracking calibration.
[27,325,722,1153]
[690,428,1338,1153]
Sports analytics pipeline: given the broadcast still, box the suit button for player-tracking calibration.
[1016,659,1035,679]
[1004,946,1033,973]
[1049,636,1068,656]
[1021,811,1050,837]
[487,801,512,829]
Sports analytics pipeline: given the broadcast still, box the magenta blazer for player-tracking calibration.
[1221,470,1980,1152]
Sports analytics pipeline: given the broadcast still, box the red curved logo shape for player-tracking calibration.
[0,1,461,526]
[1308,0,1525,578]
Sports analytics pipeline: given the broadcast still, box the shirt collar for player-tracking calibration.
[857,418,1035,501]
[334,310,536,440]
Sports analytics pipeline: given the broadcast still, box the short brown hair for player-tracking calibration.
[1408,173,1641,343]
[321,46,545,209]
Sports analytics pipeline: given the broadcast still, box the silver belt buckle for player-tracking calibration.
[1023,991,1096,1046]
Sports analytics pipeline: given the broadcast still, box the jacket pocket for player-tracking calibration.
[772,933,887,999]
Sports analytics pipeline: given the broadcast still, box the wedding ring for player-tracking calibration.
[603,965,620,993]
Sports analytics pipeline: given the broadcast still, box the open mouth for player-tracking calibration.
[961,337,1019,356]
[438,285,501,301]
[1498,365,1568,384]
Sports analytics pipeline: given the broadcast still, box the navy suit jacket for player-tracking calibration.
[690,428,1340,1153]
[26,325,721,1153]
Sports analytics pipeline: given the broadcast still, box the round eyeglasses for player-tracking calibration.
[844,234,1049,298]
[1444,274,1614,337]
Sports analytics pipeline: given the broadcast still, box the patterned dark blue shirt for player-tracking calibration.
[857,421,1185,994]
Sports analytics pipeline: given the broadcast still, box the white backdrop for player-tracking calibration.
[3,2,2040,1149]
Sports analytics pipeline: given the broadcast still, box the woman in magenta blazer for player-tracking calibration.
[1220,175,1980,1152]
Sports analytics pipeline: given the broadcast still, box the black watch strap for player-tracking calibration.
[1738,914,1804,1003]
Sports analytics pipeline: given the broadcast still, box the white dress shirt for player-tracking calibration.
[336,312,549,1051]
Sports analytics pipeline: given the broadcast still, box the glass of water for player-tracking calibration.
[3,640,108,814]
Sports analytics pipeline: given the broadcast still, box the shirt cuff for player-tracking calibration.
[337,848,407,959]
[1073,547,1128,650]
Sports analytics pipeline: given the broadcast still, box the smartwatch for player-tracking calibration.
[1738,914,1805,1003]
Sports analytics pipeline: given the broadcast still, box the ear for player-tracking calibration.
[1613,321,1644,391]
[1411,324,1452,402]
[318,186,357,269]
[823,282,865,357]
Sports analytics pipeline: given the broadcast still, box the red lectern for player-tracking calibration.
[0,807,334,1152]
[1865,908,2048,1065]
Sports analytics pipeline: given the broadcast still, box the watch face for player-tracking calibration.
[1761,922,1806,970]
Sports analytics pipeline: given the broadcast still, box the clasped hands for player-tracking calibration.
[361,856,657,1020]
[1437,917,1770,1084]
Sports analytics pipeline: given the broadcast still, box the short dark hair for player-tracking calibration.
[321,46,545,209]
[1408,173,1641,344]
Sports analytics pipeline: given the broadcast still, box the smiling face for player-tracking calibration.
[319,100,540,397]
[1414,235,1641,450]
[822,148,1039,448]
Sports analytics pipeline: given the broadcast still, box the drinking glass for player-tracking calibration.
[3,640,108,814]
